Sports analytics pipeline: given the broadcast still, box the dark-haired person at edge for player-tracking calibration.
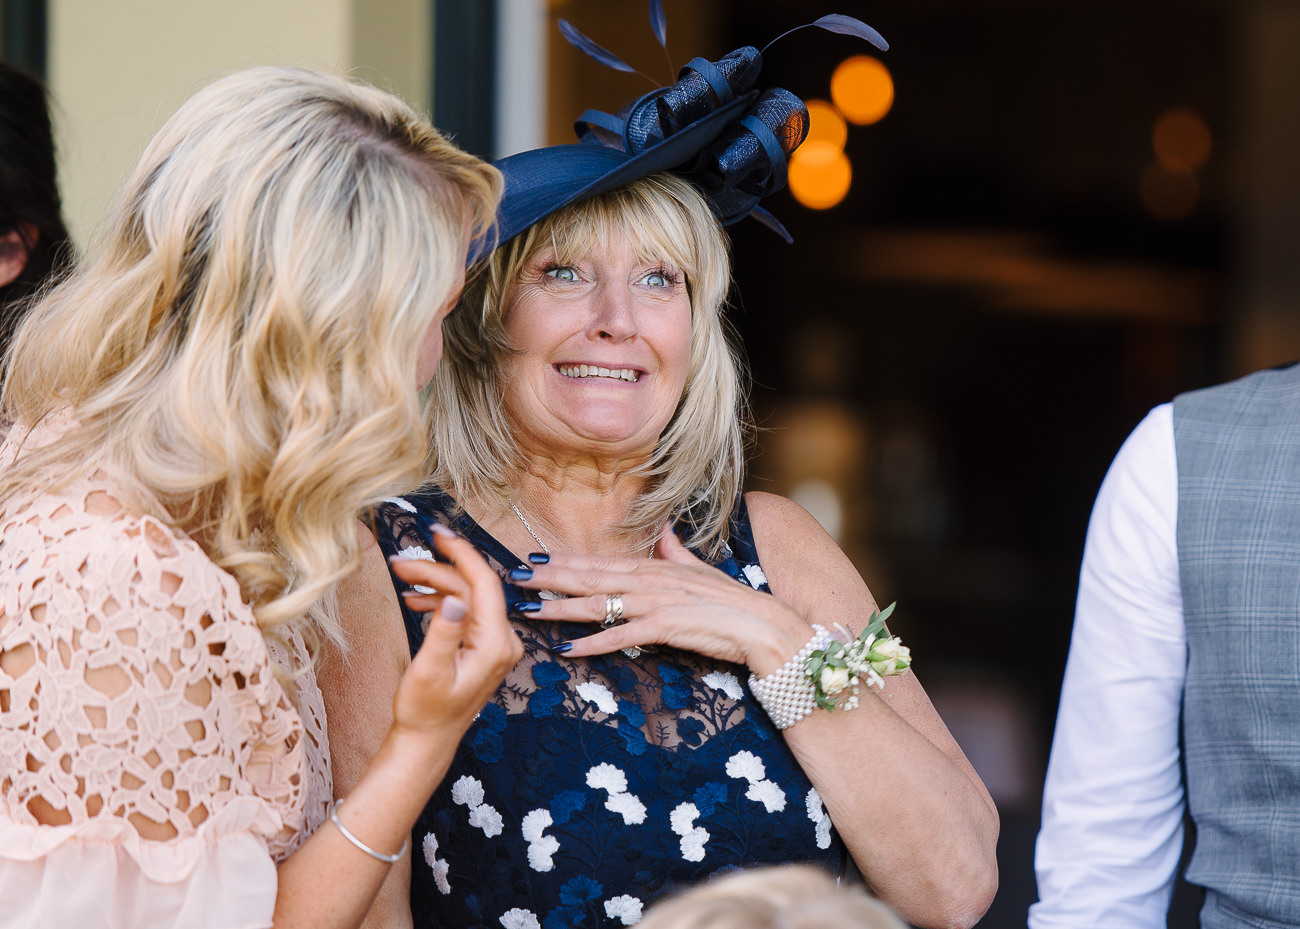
[322,13,998,929]
[0,64,72,353]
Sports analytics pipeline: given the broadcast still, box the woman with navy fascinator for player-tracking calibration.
[324,9,998,929]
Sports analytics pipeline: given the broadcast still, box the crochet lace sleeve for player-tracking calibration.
[0,488,317,929]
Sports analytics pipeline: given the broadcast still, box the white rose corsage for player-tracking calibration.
[805,603,910,712]
[748,603,911,729]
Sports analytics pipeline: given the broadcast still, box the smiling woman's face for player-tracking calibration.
[499,232,693,462]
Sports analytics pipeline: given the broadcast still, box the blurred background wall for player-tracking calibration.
[5,1,1300,926]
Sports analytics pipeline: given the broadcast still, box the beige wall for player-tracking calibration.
[48,0,431,242]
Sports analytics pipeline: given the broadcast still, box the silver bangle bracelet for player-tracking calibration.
[329,798,409,864]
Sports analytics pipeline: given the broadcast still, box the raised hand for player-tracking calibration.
[389,529,523,738]
[507,525,810,676]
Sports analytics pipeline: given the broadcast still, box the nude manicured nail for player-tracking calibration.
[442,596,467,623]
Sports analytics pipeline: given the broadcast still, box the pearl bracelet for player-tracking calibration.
[329,798,409,864]
[748,624,835,729]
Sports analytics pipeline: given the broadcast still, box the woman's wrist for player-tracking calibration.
[374,721,463,796]
[744,603,819,677]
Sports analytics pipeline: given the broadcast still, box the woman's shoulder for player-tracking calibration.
[740,491,873,609]
[741,491,835,547]
[4,474,246,608]
[0,475,317,852]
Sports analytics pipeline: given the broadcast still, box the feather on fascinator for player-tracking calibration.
[482,4,887,255]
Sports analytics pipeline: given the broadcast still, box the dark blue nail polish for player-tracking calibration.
[528,552,551,564]
[551,642,574,654]
[508,567,534,581]
[510,600,543,613]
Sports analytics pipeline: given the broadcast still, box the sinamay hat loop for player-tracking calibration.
[480,6,887,256]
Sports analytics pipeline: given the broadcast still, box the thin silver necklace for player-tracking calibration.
[509,501,656,559]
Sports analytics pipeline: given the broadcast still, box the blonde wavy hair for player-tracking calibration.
[635,865,907,929]
[431,173,748,557]
[0,66,501,659]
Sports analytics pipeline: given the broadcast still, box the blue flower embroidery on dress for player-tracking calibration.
[369,488,848,928]
[472,702,507,764]
[551,790,588,825]
[658,664,694,711]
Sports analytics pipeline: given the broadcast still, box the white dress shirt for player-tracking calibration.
[1030,404,1190,929]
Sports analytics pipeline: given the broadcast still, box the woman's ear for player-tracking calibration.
[0,224,36,288]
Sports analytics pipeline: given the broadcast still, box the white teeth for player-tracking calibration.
[559,364,640,382]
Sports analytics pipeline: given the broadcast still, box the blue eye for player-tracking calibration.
[546,266,578,282]
[644,270,676,287]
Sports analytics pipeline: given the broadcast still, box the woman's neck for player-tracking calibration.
[471,457,656,557]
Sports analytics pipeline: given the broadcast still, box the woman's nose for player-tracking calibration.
[589,283,637,341]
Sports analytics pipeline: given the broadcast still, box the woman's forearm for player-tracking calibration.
[782,677,999,929]
[273,728,459,929]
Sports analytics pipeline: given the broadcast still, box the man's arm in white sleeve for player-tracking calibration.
[1029,403,1188,929]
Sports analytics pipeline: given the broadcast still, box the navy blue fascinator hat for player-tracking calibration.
[482,6,887,257]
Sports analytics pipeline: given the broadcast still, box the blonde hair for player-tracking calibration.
[0,66,501,659]
[431,173,748,556]
[636,865,908,929]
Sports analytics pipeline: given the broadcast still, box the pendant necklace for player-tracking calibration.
[509,501,655,658]
[508,501,656,560]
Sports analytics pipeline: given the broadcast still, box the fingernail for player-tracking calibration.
[441,596,467,623]
[402,586,438,596]
[551,641,573,654]
[429,521,458,538]
[508,567,534,582]
[510,600,543,613]
[528,552,551,564]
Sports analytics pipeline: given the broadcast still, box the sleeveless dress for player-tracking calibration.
[0,421,332,929]
[370,487,847,929]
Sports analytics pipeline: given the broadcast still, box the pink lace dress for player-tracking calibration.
[0,426,332,928]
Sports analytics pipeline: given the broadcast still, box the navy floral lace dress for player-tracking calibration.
[370,488,847,929]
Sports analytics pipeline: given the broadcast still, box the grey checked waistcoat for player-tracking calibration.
[1174,363,1300,929]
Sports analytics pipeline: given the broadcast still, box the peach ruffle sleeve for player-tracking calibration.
[0,454,331,927]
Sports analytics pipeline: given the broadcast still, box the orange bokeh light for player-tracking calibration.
[805,99,848,151]
[830,55,894,125]
[1152,106,1212,172]
[789,140,852,210]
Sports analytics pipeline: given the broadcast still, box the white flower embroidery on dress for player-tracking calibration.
[746,779,787,813]
[521,809,560,872]
[452,775,503,837]
[576,681,618,714]
[384,496,418,513]
[605,791,648,825]
[586,763,628,794]
[500,908,542,929]
[806,787,833,850]
[725,751,766,783]
[680,829,709,862]
[669,802,700,835]
[604,895,644,925]
[469,803,505,837]
[422,832,451,894]
[727,750,786,813]
[395,544,438,592]
[741,563,768,589]
[586,763,646,825]
[701,670,744,700]
[451,775,485,807]
[669,801,710,862]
